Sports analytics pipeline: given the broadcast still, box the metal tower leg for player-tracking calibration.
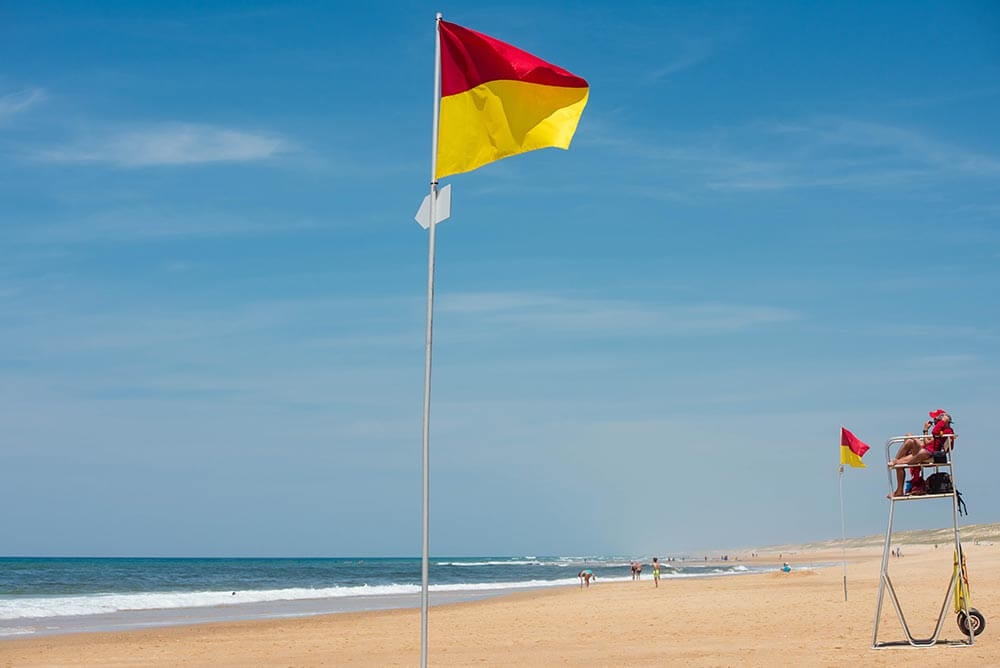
[872,435,974,649]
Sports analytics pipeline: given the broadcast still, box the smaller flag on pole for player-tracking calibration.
[840,427,870,468]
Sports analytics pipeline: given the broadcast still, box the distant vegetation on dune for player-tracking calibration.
[765,523,1000,551]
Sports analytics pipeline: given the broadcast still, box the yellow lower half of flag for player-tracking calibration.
[437,80,589,179]
[841,445,866,468]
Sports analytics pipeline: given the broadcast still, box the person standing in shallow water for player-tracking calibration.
[578,569,595,588]
[652,558,663,588]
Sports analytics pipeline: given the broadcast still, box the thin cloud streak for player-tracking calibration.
[1,292,420,360]
[586,115,1000,194]
[645,39,715,82]
[906,354,978,367]
[439,291,799,335]
[36,123,288,166]
[771,117,1000,177]
[0,87,47,122]
[8,209,329,245]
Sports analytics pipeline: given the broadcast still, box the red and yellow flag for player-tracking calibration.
[840,427,870,468]
[437,21,589,179]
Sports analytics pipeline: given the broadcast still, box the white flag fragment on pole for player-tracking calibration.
[414,184,452,229]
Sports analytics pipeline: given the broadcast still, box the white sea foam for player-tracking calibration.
[435,560,543,566]
[0,579,586,621]
[435,559,592,568]
[0,626,36,636]
[0,564,775,621]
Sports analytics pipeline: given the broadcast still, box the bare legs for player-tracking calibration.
[887,434,932,497]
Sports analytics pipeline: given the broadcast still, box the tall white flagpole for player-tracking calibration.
[421,12,443,668]
[839,463,848,602]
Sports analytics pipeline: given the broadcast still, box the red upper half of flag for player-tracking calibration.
[439,20,588,97]
[841,427,870,457]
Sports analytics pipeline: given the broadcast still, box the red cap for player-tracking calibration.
[929,409,947,419]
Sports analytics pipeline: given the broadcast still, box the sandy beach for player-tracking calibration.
[2,540,997,666]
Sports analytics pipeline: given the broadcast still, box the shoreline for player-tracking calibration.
[2,543,997,665]
[0,560,812,639]
[2,538,997,665]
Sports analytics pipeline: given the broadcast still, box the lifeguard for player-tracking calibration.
[887,410,954,497]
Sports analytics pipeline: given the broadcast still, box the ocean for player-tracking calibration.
[0,556,784,637]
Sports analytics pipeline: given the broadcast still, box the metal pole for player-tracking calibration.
[872,492,895,647]
[839,464,847,602]
[420,13,443,668]
[950,440,973,645]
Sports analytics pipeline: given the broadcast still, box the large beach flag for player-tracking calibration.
[840,427,870,468]
[436,21,589,179]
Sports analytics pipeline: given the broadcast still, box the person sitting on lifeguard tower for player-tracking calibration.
[887,409,954,497]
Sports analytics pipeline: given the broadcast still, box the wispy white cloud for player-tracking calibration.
[36,122,287,166]
[645,39,715,82]
[439,291,798,335]
[0,87,47,122]
[887,86,1000,109]
[586,115,1000,194]
[9,208,327,244]
[906,354,978,368]
[866,324,996,340]
[955,203,1000,218]
[771,117,1000,177]
[1,294,380,354]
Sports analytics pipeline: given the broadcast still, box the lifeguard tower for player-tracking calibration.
[872,433,985,648]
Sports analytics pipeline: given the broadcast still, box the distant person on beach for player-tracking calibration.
[578,569,595,588]
[652,558,664,588]
[888,410,954,498]
[635,562,641,579]
[630,562,638,580]
[782,562,791,573]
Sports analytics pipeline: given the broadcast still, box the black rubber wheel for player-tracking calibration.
[957,608,986,636]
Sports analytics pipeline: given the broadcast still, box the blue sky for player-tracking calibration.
[2,1,998,557]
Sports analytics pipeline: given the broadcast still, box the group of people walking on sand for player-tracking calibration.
[579,558,670,589]
[630,559,666,587]
[630,559,664,586]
